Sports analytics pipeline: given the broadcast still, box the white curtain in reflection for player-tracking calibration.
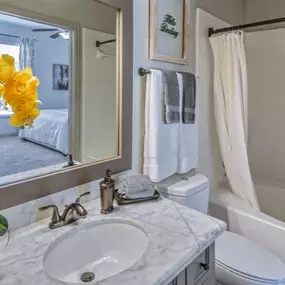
[19,38,35,70]
[210,31,260,211]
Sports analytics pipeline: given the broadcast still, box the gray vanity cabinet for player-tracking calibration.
[168,244,215,285]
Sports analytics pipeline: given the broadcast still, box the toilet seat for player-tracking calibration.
[215,232,285,285]
[216,260,283,285]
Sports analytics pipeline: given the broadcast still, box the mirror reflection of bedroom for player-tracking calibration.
[0,13,70,185]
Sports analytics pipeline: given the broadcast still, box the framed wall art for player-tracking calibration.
[149,0,189,65]
[53,64,69,91]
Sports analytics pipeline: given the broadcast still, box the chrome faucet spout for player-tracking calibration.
[39,205,61,224]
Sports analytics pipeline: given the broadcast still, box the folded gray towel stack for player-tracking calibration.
[161,70,180,124]
[181,72,196,124]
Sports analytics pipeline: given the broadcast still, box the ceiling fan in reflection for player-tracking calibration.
[32,28,70,40]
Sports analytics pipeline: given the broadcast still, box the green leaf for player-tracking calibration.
[0,215,10,246]
[0,215,8,231]
[0,223,7,230]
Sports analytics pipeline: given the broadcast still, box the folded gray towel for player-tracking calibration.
[181,72,196,124]
[118,174,155,199]
[161,70,180,124]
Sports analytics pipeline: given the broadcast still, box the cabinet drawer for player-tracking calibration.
[193,247,211,281]
[186,246,213,284]
[167,244,215,285]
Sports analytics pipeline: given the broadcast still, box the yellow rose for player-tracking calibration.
[10,100,40,128]
[10,112,25,128]
[3,67,34,106]
[0,54,41,128]
[21,76,40,102]
[0,54,15,85]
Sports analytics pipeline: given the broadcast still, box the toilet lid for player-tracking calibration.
[216,232,285,282]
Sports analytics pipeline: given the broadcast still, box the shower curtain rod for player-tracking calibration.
[209,16,285,37]
[96,39,116,47]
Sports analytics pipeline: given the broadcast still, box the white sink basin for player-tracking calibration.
[43,220,148,284]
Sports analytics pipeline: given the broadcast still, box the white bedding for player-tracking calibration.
[19,109,68,155]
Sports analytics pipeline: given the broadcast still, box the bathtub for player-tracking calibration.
[209,183,285,263]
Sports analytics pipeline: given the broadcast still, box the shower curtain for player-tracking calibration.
[210,31,260,210]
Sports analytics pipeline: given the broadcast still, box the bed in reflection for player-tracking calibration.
[19,109,69,155]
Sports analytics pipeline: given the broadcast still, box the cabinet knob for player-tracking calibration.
[200,263,210,271]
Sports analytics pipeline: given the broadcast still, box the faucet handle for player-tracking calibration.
[76,192,91,204]
[39,205,61,223]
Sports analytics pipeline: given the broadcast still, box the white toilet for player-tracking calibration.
[157,173,285,285]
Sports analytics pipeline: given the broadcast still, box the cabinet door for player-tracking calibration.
[187,245,215,285]
[193,248,211,281]
[177,269,186,285]
[167,244,216,285]
[168,269,187,285]
[194,245,215,285]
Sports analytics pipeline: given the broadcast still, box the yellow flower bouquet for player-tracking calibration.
[0,55,40,246]
[0,54,40,128]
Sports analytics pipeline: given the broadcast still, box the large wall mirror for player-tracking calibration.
[0,0,133,209]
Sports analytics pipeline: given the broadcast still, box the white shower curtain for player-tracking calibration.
[210,31,260,210]
[19,38,35,70]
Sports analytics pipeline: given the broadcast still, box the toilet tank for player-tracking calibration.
[157,174,210,214]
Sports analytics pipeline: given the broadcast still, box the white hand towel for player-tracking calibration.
[143,69,179,182]
[177,72,198,173]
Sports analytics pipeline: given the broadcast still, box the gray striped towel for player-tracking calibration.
[161,70,180,124]
[181,72,196,124]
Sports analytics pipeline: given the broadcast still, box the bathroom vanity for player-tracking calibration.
[0,198,226,285]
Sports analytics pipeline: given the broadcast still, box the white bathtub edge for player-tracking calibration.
[209,185,285,263]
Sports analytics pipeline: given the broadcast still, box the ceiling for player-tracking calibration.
[0,13,56,29]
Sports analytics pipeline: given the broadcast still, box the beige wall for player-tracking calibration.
[194,0,246,69]
[245,1,285,182]
[246,29,285,182]
[246,0,285,22]
[197,0,246,25]
[81,28,117,163]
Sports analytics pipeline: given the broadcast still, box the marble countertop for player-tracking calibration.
[0,198,226,285]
